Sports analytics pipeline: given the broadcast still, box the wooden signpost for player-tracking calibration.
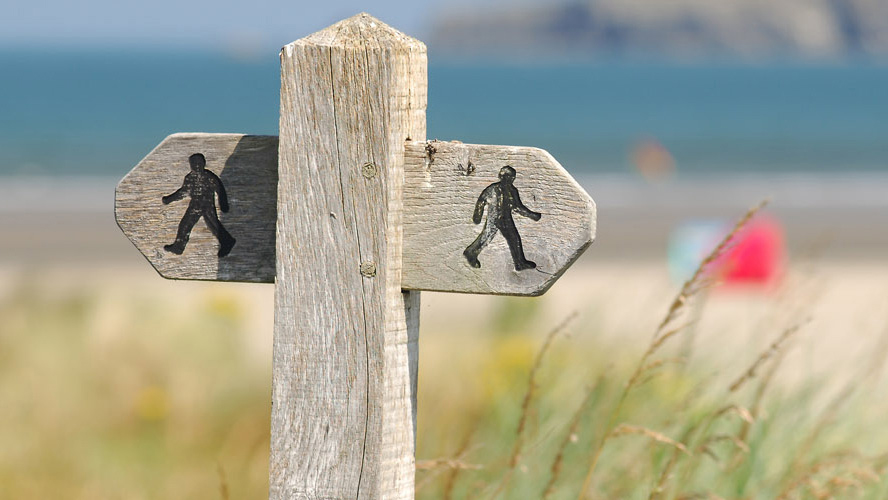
[115,13,596,500]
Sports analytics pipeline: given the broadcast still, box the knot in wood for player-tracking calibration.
[361,162,378,179]
[360,261,377,278]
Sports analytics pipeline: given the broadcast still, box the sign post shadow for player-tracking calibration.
[216,135,277,280]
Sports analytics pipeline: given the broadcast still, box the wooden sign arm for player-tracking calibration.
[117,135,594,292]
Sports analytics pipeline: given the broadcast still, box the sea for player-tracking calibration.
[0,49,886,259]
[1,49,887,177]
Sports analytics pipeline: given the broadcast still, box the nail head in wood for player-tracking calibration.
[362,162,378,179]
[360,261,378,277]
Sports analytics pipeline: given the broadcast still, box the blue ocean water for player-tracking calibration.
[1,49,886,176]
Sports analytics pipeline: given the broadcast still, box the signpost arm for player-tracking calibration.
[273,13,427,500]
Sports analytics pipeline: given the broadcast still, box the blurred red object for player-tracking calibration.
[715,215,786,286]
[668,215,786,288]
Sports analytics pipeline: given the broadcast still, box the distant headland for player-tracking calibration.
[429,0,888,60]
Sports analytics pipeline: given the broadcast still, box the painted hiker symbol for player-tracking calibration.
[162,153,236,257]
[464,165,542,271]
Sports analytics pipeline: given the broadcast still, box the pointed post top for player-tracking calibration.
[283,12,425,52]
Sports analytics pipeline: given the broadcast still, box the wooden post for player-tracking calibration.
[272,13,426,500]
[114,13,596,499]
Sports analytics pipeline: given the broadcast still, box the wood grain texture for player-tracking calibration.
[272,13,426,500]
[402,140,596,296]
[117,136,593,296]
[115,133,277,282]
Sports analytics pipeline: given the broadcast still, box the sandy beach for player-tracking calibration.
[2,172,886,395]
[2,173,886,262]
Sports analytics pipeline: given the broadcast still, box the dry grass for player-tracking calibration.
[543,376,602,499]
[576,201,769,498]
[491,312,578,498]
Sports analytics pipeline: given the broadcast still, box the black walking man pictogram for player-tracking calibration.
[162,153,236,257]
[464,165,542,271]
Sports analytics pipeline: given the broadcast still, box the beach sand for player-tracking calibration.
[1,173,886,391]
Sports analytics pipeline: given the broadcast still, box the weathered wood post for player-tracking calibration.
[273,14,426,499]
[115,12,596,500]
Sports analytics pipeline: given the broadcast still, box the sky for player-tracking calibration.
[1,0,509,51]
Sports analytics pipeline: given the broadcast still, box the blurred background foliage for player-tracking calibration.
[0,277,270,498]
[3,231,888,498]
